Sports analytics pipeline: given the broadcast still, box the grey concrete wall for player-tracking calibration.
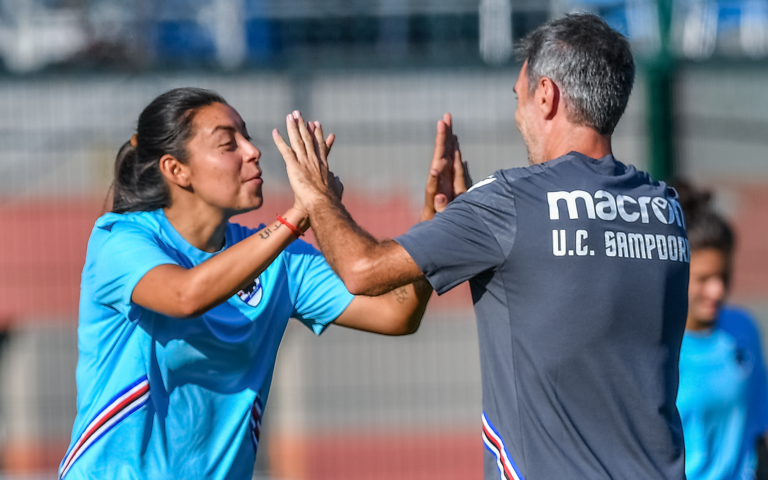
[267,312,480,434]
[677,66,768,180]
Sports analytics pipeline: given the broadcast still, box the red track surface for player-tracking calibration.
[1,183,766,323]
[728,184,768,302]
[3,430,483,477]
[269,430,482,480]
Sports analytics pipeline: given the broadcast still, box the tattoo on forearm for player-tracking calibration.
[259,222,284,240]
[391,286,408,304]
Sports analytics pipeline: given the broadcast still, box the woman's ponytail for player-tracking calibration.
[111,139,168,214]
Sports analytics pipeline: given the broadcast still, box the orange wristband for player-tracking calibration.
[277,214,304,238]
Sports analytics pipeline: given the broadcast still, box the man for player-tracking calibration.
[275,13,689,480]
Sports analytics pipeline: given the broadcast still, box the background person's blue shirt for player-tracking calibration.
[677,307,768,480]
[60,209,354,479]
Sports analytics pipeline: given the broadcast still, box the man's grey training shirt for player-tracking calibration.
[396,152,688,480]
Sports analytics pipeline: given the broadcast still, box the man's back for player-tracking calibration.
[396,152,688,479]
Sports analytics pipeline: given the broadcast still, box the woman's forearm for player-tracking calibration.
[395,277,434,334]
[333,277,433,336]
[132,208,309,318]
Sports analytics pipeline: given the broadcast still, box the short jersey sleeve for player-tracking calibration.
[751,340,768,437]
[283,240,354,335]
[720,307,768,437]
[88,220,179,317]
[394,174,517,295]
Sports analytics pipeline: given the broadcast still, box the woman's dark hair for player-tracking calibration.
[673,179,735,255]
[111,87,227,213]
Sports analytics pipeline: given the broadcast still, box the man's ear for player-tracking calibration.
[159,154,191,188]
[537,77,560,121]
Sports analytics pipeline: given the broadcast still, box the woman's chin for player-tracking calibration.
[228,197,263,217]
[245,191,264,209]
[242,199,264,213]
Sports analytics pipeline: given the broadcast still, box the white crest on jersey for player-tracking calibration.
[467,176,496,193]
[237,276,263,307]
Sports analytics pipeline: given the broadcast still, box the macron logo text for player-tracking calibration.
[547,190,684,226]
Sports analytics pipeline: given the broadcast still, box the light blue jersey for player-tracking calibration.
[677,307,768,480]
[60,209,354,479]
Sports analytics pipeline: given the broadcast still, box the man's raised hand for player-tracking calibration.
[421,113,471,222]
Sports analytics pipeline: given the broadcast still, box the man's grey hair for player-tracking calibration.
[515,13,635,135]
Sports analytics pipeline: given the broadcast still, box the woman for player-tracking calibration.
[58,88,433,479]
[675,181,768,480]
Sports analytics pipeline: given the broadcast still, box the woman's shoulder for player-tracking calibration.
[94,209,164,236]
[718,306,764,353]
[719,306,760,334]
[87,210,167,258]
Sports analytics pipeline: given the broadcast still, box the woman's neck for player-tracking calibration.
[163,203,230,253]
[685,315,716,333]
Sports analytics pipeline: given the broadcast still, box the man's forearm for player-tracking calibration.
[307,195,421,296]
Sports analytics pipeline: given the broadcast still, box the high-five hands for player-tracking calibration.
[421,113,471,222]
[274,110,468,225]
[272,111,343,217]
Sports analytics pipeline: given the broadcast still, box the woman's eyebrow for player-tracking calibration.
[211,125,237,135]
[212,121,248,136]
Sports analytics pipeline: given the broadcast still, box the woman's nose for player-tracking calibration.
[244,140,260,162]
[706,277,726,301]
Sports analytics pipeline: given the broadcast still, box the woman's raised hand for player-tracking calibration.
[272,111,341,213]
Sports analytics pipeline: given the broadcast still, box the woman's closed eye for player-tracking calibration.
[217,134,237,150]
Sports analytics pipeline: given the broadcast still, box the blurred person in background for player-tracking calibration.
[674,180,768,480]
[58,87,434,479]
